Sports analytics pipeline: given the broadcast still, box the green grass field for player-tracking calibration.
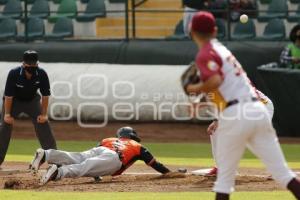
[1,139,299,200]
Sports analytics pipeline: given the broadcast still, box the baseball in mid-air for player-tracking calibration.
[240,14,248,23]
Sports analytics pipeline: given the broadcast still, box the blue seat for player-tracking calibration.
[0,18,17,40]
[232,19,256,40]
[260,18,286,40]
[0,0,22,19]
[46,17,73,39]
[30,0,50,19]
[258,0,288,22]
[19,17,45,40]
[0,0,8,5]
[76,0,106,22]
[288,4,300,22]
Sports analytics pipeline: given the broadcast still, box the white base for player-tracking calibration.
[191,168,214,176]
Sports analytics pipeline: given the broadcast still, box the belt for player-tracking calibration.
[226,97,258,108]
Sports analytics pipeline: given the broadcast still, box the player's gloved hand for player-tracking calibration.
[4,114,14,125]
[37,115,48,124]
[181,62,201,95]
[207,121,218,135]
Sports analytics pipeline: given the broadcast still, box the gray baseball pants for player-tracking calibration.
[45,147,122,179]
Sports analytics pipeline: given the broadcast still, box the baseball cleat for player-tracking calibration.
[40,165,58,185]
[30,148,45,172]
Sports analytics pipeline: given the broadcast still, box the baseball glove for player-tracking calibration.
[181,62,201,95]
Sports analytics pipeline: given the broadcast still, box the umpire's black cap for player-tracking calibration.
[23,50,39,65]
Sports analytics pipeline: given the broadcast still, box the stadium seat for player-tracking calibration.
[0,18,17,40]
[165,19,188,40]
[109,0,125,3]
[0,0,22,20]
[290,0,300,3]
[231,19,256,40]
[258,0,288,22]
[0,0,8,5]
[216,18,226,39]
[52,0,63,4]
[19,17,45,40]
[288,4,300,22]
[30,0,50,19]
[20,0,35,4]
[260,18,285,40]
[46,17,73,39]
[173,19,184,35]
[48,0,77,23]
[76,0,106,22]
[259,0,271,4]
[80,0,89,3]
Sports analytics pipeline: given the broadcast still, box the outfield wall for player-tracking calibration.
[0,62,213,126]
[0,40,286,88]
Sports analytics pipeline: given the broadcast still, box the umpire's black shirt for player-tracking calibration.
[4,66,51,101]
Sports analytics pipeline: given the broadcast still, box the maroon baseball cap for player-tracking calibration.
[191,11,216,34]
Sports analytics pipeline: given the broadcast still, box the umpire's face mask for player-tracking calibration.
[24,63,38,75]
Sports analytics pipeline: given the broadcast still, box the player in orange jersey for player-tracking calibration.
[30,127,175,185]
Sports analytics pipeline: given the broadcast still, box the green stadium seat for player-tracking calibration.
[109,0,125,3]
[288,4,300,22]
[165,19,188,40]
[258,0,288,22]
[18,17,45,40]
[52,0,63,4]
[231,19,256,40]
[0,0,22,19]
[20,0,35,4]
[48,0,77,23]
[174,19,184,35]
[260,0,271,4]
[260,18,285,40]
[216,18,226,40]
[290,0,300,3]
[80,0,89,3]
[0,0,8,5]
[46,17,73,39]
[76,0,106,22]
[30,0,50,19]
[0,18,17,40]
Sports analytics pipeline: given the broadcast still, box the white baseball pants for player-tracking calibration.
[213,101,296,194]
[210,99,274,166]
[45,147,122,179]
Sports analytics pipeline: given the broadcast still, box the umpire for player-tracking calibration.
[0,50,57,166]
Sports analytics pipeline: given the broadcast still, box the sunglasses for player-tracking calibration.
[296,35,300,39]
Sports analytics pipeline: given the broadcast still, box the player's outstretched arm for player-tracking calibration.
[140,147,170,174]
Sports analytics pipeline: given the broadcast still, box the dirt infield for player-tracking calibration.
[1,120,299,192]
[0,162,284,192]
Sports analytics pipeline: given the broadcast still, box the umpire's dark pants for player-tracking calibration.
[0,95,57,165]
